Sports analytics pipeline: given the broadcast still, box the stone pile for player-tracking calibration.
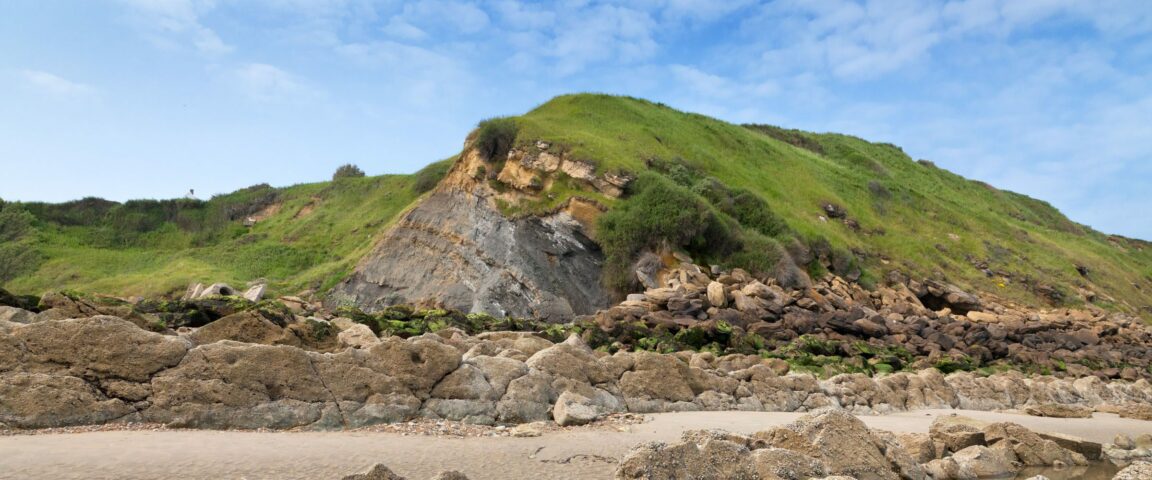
[590,260,1152,380]
[2,311,1152,432]
[615,410,1094,480]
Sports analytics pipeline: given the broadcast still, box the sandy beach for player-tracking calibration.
[1,409,1149,480]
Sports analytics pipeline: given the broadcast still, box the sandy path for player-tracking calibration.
[1,410,1148,480]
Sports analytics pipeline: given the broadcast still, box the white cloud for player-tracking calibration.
[17,70,98,98]
[226,63,322,102]
[382,16,428,41]
[119,0,234,55]
[397,0,491,35]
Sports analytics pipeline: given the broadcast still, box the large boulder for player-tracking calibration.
[754,409,922,480]
[950,445,1018,479]
[552,390,600,426]
[188,311,302,347]
[981,422,1089,466]
[0,372,136,428]
[929,415,987,455]
[619,352,696,409]
[364,336,462,396]
[1024,403,1093,418]
[10,316,189,382]
[615,438,758,480]
[1114,462,1152,480]
[525,338,611,385]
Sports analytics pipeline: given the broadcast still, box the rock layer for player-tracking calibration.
[332,148,611,321]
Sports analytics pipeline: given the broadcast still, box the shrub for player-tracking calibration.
[598,173,740,290]
[332,164,366,180]
[474,117,518,161]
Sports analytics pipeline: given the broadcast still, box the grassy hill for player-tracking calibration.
[3,93,1150,318]
[0,161,450,298]
[510,94,1152,315]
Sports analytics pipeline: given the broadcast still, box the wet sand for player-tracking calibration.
[1,409,1148,480]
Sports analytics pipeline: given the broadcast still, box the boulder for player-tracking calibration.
[1024,403,1093,418]
[464,355,527,398]
[619,352,695,407]
[242,284,266,302]
[950,445,1018,479]
[1035,432,1101,461]
[188,311,301,347]
[338,323,380,349]
[754,409,918,480]
[1113,461,1152,480]
[365,336,462,396]
[1118,403,1152,421]
[341,463,406,480]
[707,281,727,308]
[747,447,827,480]
[430,364,496,401]
[12,316,190,382]
[982,422,1089,466]
[0,306,34,324]
[892,432,936,464]
[615,438,757,479]
[0,372,136,428]
[525,340,610,385]
[929,415,988,455]
[553,391,599,426]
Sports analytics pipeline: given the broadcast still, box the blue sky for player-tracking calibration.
[1,0,1150,239]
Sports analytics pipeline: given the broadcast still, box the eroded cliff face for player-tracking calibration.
[332,145,618,321]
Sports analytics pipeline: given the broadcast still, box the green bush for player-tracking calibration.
[598,173,740,290]
[332,163,366,180]
[474,117,519,161]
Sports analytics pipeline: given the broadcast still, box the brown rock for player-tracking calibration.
[1035,432,1102,461]
[929,415,988,454]
[341,463,406,480]
[1024,403,1093,418]
[982,422,1089,466]
[755,409,919,480]
[1118,403,1152,421]
[553,391,599,426]
[951,445,1018,479]
[707,281,727,308]
[13,316,190,382]
[0,372,136,428]
[189,311,301,347]
[1112,461,1152,480]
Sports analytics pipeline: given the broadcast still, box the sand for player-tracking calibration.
[1,410,1149,480]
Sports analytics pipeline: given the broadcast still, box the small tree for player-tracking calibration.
[332,164,366,180]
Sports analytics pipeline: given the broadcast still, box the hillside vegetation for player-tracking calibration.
[512,94,1152,316]
[3,93,1150,318]
[0,160,451,298]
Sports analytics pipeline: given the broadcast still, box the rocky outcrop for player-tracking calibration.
[332,147,611,321]
[616,410,1093,480]
[4,313,1152,431]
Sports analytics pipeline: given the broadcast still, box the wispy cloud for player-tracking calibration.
[118,0,233,55]
[17,70,98,98]
[225,63,322,102]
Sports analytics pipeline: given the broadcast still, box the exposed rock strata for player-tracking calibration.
[332,147,611,321]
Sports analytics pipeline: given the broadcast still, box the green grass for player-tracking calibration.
[514,94,1152,316]
[4,165,446,298]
